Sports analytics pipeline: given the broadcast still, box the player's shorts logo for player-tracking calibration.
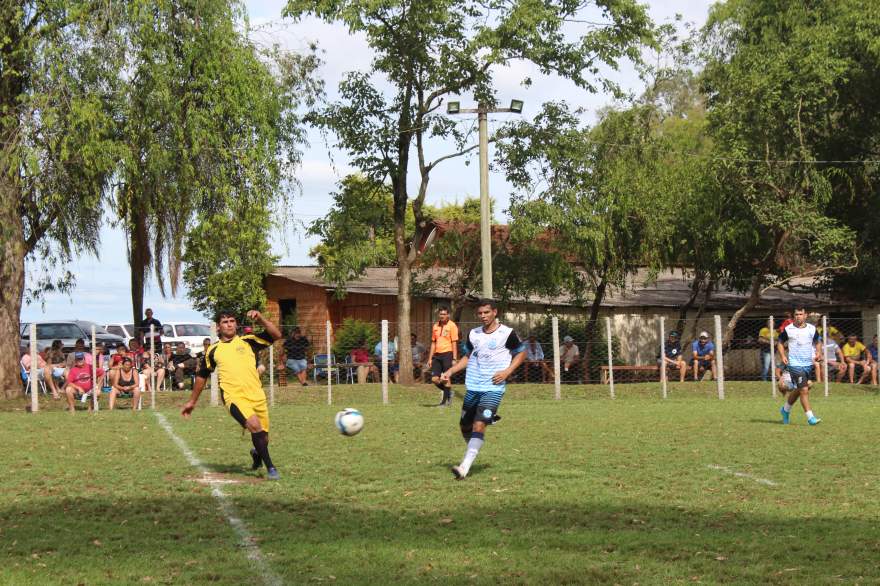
[483,409,493,418]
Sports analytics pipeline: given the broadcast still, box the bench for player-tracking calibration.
[599,364,659,384]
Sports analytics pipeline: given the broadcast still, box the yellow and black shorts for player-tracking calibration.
[222,390,270,433]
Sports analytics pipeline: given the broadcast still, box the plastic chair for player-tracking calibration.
[21,364,48,396]
[312,354,340,384]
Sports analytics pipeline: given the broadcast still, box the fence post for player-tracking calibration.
[552,317,561,400]
[149,324,156,409]
[92,325,99,411]
[714,315,725,400]
[269,345,275,407]
[326,320,333,406]
[822,315,829,397]
[605,316,615,399]
[876,314,880,387]
[659,316,667,399]
[381,320,389,405]
[769,316,776,398]
[209,323,219,406]
[29,324,38,413]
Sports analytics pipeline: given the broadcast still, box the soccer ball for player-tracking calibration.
[334,408,364,436]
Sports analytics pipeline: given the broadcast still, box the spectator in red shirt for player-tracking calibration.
[64,352,104,413]
[351,340,379,383]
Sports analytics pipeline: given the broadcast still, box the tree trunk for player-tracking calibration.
[128,207,149,339]
[395,226,414,385]
[0,174,26,398]
[723,274,762,347]
[582,277,607,383]
[676,272,704,334]
[689,278,715,340]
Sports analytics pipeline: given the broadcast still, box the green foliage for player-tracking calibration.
[332,318,380,359]
[526,317,623,378]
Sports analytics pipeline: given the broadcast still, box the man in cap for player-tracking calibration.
[560,335,580,383]
[63,352,104,413]
[658,330,687,382]
[691,331,716,381]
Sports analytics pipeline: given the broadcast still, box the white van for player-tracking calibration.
[104,322,212,351]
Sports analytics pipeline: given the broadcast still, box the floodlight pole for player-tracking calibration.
[447,100,523,298]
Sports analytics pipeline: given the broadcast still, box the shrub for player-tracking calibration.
[332,318,380,359]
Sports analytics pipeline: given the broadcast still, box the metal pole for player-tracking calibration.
[326,320,332,406]
[769,316,776,398]
[552,317,561,400]
[605,317,615,399]
[91,325,98,411]
[822,315,829,397]
[381,320,389,404]
[29,324,38,413]
[269,345,275,407]
[149,324,156,409]
[478,109,492,299]
[714,315,725,400]
[659,316,667,399]
[209,323,218,406]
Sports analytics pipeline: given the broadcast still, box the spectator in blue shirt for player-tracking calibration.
[374,339,399,383]
[691,331,716,381]
[523,333,552,383]
[658,330,688,382]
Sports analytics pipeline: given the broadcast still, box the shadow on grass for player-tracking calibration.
[3,495,877,584]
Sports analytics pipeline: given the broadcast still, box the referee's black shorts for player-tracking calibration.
[431,352,454,377]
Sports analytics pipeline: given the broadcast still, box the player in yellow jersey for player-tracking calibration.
[181,309,282,480]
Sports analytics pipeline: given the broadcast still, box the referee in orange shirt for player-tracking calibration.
[427,307,459,406]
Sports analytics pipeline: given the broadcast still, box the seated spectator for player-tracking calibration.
[129,339,164,392]
[110,343,131,370]
[44,339,67,399]
[283,327,310,387]
[373,338,399,383]
[658,330,688,383]
[842,334,871,384]
[818,335,846,383]
[524,334,552,383]
[868,335,879,386]
[560,336,580,383]
[351,340,379,383]
[196,337,212,361]
[65,339,93,368]
[168,342,196,390]
[109,356,140,410]
[691,331,716,381]
[410,333,427,381]
[20,350,48,392]
[63,352,104,413]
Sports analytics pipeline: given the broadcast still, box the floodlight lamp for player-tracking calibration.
[447,101,461,114]
[509,99,524,113]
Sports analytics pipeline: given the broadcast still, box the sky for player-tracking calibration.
[21,0,715,325]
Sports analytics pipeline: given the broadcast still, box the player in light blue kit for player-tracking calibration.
[441,299,526,480]
[776,306,823,425]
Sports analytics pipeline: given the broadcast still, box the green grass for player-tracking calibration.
[2,382,879,584]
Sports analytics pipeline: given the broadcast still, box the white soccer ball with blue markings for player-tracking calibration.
[334,408,364,436]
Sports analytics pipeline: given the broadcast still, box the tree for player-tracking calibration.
[285,0,654,383]
[112,0,318,328]
[701,0,864,343]
[1,2,120,397]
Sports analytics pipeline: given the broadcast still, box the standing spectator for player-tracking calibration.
[560,336,580,382]
[427,307,459,406]
[140,308,162,349]
[109,357,140,410]
[410,333,427,381]
[373,338,399,383]
[351,340,379,383]
[283,327,310,387]
[524,334,552,383]
[45,339,67,399]
[757,323,773,381]
[169,342,196,390]
[658,331,688,383]
[776,311,793,333]
[842,334,871,384]
[819,335,846,383]
[691,331,716,381]
[63,352,104,413]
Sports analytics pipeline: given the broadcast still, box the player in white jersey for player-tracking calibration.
[440,299,526,480]
[776,306,823,425]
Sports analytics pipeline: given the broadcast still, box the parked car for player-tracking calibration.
[103,323,136,346]
[19,321,126,353]
[160,322,213,350]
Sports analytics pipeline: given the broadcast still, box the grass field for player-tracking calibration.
[2,382,879,584]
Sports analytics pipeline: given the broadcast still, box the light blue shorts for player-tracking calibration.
[286,358,307,374]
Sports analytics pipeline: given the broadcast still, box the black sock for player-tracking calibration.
[251,431,275,470]
[461,429,471,443]
[443,388,452,403]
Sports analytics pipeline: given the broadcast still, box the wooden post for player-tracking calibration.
[659,316,667,399]
[210,323,219,406]
[714,315,725,400]
[149,325,156,409]
[326,320,332,406]
[381,320,389,405]
[269,345,275,407]
[822,315,829,398]
[29,324,38,413]
[605,317,615,399]
[769,316,776,397]
[552,317,561,400]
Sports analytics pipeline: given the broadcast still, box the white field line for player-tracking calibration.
[707,464,779,487]
[154,412,283,586]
